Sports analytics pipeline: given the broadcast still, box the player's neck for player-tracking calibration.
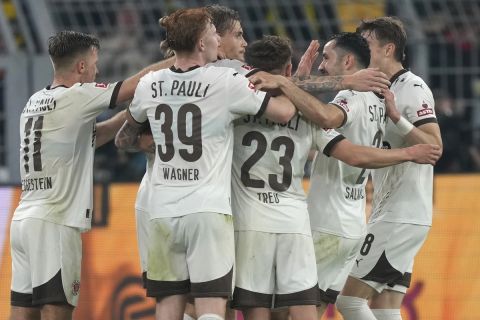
[383,61,405,80]
[51,73,80,88]
[174,53,208,71]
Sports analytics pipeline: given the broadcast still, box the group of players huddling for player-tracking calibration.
[10,4,442,320]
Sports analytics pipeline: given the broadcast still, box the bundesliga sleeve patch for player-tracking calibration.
[417,101,434,117]
[95,82,108,89]
[333,97,350,112]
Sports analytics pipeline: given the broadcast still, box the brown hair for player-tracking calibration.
[159,8,212,54]
[48,30,99,70]
[356,16,406,62]
[245,35,292,72]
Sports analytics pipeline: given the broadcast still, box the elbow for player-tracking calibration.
[277,107,296,123]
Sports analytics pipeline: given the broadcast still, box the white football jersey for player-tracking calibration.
[370,70,437,226]
[129,65,269,219]
[308,90,386,239]
[232,113,344,235]
[13,82,122,231]
[134,152,154,211]
[207,59,256,76]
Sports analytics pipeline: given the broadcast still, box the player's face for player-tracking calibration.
[318,40,344,76]
[361,30,384,69]
[201,22,220,63]
[219,20,247,61]
[80,47,99,83]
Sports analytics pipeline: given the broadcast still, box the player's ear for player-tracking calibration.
[344,53,355,69]
[385,42,395,58]
[76,59,86,74]
[284,63,293,77]
[198,38,205,52]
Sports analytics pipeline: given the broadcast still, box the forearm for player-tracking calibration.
[114,120,142,152]
[96,110,127,148]
[291,75,345,93]
[390,115,443,149]
[345,145,411,169]
[279,78,341,128]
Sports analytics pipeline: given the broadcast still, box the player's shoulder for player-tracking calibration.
[207,59,255,76]
[393,70,433,100]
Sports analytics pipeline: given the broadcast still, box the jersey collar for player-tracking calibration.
[169,65,201,73]
[389,69,408,87]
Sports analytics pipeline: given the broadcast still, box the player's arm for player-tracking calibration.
[292,68,390,94]
[115,121,154,153]
[383,89,443,151]
[115,56,175,105]
[330,138,442,168]
[262,94,297,123]
[95,110,127,148]
[250,73,344,128]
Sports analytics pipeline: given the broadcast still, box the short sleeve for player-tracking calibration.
[329,90,362,128]
[75,81,123,118]
[128,73,152,124]
[314,127,346,157]
[226,70,270,119]
[399,82,437,127]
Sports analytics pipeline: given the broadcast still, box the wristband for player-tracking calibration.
[395,116,414,135]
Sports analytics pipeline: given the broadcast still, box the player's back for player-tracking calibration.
[129,65,268,219]
[232,114,316,234]
[308,90,386,239]
[370,70,436,225]
[14,82,119,230]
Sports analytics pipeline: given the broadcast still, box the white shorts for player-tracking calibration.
[232,231,319,309]
[135,208,149,287]
[146,212,234,298]
[312,231,363,304]
[349,220,430,293]
[10,218,82,307]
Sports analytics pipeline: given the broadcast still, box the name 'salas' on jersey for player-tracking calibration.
[308,89,386,239]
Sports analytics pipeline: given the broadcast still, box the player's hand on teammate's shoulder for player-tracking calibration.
[344,68,390,93]
[382,88,402,122]
[248,71,288,90]
[294,40,320,80]
[406,143,442,165]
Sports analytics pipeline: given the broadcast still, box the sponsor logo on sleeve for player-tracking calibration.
[95,82,108,89]
[417,102,434,117]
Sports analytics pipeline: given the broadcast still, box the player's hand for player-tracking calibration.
[249,71,287,90]
[294,40,320,79]
[407,144,442,165]
[381,88,401,122]
[344,68,390,93]
[138,133,155,154]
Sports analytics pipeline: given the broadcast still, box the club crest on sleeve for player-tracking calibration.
[95,82,108,88]
[241,64,254,71]
[417,101,433,117]
[334,98,349,111]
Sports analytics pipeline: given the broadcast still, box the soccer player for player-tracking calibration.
[306,32,387,318]
[335,17,443,320]
[234,36,441,320]
[124,8,295,320]
[10,31,175,320]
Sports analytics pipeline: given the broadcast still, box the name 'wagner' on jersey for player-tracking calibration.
[128,65,269,219]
